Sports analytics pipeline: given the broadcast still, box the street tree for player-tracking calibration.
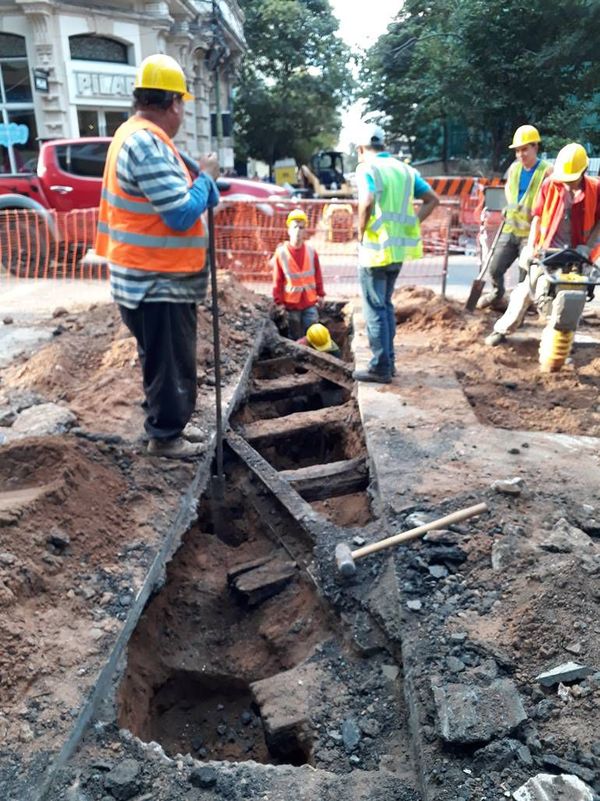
[361,0,600,171]
[234,0,354,170]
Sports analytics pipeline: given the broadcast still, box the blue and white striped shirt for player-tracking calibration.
[108,127,219,309]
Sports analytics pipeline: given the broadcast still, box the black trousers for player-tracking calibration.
[119,302,197,440]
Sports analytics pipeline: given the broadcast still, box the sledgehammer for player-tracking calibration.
[335,502,488,577]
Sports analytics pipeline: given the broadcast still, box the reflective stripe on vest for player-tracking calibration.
[504,160,548,237]
[537,176,599,249]
[360,159,423,267]
[278,244,318,305]
[95,116,207,274]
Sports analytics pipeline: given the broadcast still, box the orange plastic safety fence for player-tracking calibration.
[1,200,452,295]
[214,199,453,294]
[0,208,107,281]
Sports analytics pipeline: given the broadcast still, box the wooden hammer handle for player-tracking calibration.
[352,502,488,560]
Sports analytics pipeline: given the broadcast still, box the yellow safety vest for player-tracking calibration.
[503,159,548,238]
[360,158,423,267]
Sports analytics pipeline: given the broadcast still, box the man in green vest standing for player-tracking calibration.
[353,123,439,383]
[478,124,551,310]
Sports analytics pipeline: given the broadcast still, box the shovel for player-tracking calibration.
[465,218,505,311]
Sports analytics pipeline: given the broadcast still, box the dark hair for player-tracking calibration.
[133,88,181,111]
[369,142,385,152]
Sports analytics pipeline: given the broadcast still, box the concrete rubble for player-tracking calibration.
[512,773,596,801]
[536,662,594,687]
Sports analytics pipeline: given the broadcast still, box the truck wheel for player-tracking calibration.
[0,213,49,278]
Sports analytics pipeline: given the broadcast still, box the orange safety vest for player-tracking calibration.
[95,116,207,273]
[537,176,599,256]
[276,243,318,306]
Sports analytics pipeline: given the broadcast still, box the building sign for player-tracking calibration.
[74,71,135,99]
[0,123,29,147]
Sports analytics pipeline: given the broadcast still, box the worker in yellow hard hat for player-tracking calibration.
[485,142,600,346]
[96,53,220,458]
[478,124,551,310]
[297,323,341,359]
[271,207,326,340]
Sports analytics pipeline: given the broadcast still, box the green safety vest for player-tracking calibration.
[503,159,549,237]
[360,158,423,267]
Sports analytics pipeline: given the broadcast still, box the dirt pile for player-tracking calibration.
[0,273,268,795]
[0,272,269,441]
[393,286,600,437]
[0,436,186,763]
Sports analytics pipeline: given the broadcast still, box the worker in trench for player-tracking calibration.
[485,142,600,347]
[478,125,552,311]
[353,123,439,383]
[271,208,326,340]
[95,54,220,458]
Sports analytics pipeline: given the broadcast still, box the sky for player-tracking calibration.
[328,0,402,150]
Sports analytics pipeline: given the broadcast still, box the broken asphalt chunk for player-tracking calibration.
[535,662,594,687]
[433,679,527,744]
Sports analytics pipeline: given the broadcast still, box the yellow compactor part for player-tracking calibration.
[539,326,574,373]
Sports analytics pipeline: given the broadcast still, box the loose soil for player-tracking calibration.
[0,274,268,792]
[393,285,600,437]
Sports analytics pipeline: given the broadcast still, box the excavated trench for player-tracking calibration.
[116,313,416,780]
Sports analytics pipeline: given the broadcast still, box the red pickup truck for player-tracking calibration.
[0,137,288,275]
[0,137,287,212]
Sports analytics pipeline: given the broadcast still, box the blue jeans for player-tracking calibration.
[359,263,402,376]
[287,304,319,340]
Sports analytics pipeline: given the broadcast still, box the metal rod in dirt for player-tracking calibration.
[208,204,224,484]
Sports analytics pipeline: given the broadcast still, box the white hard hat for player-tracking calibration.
[355,122,385,147]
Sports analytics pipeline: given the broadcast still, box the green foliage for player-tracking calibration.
[234,0,353,168]
[361,0,600,171]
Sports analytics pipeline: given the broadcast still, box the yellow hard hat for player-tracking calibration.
[135,54,194,101]
[552,143,589,182]
[286,208,308,227]
[306,323,332,351]
[509,125,541,149]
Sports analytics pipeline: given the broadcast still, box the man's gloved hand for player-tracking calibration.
[518,244,533,271]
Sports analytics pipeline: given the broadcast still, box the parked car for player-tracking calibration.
[0,137,289,274]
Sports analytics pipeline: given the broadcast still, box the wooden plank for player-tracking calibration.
[240,403,350,443]
[253,356,297,379]
[231,558,297,606]
[278,457,368,501]
[249,372,323,401]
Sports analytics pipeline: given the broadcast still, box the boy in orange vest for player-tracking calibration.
[271,208,325,339]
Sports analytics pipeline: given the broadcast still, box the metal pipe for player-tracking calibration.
[208,205,224,489]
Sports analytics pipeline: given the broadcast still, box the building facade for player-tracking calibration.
[0,0,245,173]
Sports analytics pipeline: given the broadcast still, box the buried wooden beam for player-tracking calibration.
[249,372,325,402]
[278,457,369,501]
[239,403,352,444]
[228,556,297,606]
[252,356,298,380]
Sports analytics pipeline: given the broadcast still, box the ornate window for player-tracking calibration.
[69,35,130,64]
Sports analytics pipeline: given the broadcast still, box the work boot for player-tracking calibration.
[147,437,204,459]
[477,292,506,311]
[182,423,205,443]
[484,331,507,347]
[352,369,392,384]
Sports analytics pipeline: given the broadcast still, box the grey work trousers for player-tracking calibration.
[487,232,529,298]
